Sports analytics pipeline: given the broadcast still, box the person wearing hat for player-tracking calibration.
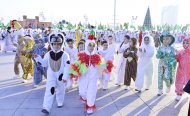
[135,35,155,92]
[175,38,190,101]
[33,31,70,114]
[156,32,177,96]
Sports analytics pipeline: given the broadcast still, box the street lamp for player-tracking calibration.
[114,0,116,30]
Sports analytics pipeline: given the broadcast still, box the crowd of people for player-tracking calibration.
[0,20,190,115]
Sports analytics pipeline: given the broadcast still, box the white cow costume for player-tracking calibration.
[34,31,70,114]
[135,35,155,91]
[69,35,112,114]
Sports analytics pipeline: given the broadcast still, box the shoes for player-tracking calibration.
[57,103,63,108]
[13,75,20,79]
[135,88,141,92]
[115,83,121,86]
[80,96,87,103]
[33,84,39,88]
[102,89,108,91]
[157,90,163,96]
[175,95,182,101]
[124,85,129,90]
[41,108,49,114]
[22,79,28,83]
[87,109,93,115]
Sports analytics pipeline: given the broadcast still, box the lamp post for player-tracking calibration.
[114,0,116,30]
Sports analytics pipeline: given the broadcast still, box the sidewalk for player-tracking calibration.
[0,52,188,116]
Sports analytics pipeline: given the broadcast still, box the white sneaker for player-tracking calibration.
[57,103,63,108]
[13,75,20,79]
[157,90,163,96]
[87,109,93,114]
[22,79,28,83]
[115,83,120,86]
[175,95,181,101]
[124,86,129,90]
[33,84,39,88]
[28,76,33,80]
[166,87,171,93]
[135,88,141,92]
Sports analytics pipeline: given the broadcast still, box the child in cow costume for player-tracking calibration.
[34,31,70,114]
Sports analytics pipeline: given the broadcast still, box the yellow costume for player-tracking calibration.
[21,36,35,80]
[75,26,83,47]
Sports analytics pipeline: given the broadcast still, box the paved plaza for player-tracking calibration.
[0,51,189,116]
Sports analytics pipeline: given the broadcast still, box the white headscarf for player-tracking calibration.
[141,34,154,48]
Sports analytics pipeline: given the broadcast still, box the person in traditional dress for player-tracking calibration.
[156,32,176,96]
[123,38,138,90]
[175,38,190,101]
[115,35,130,86]
[135,35,155,92]
[33,31,70,114]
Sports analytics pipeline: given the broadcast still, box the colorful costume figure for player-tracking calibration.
[34,31,70,114]
[123,38,138,90]
[135,35,155,92]
[175,38,190,100]
[69,36,112,114]
[31,38,47,87]
[11,20,25,79]
[13,36,25,78]
[21,36,35,82]
[156,32,176,96]
[99,41,114,90]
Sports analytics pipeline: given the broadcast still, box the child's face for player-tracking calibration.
[78,44,85,51]
[129,39,133,46]
[163,37,171,46]
[87,43,95,53]
[144,37,150,45]
[124,38,129,44]
[108,37,113,44]
[67,42,74,48]
[52,43,62,51]
[183,40,189,49]
[102,43,108,50]
[38,40,44,48]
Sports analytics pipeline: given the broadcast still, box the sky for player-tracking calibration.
[0,0,190,25]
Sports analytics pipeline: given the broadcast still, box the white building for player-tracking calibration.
[161,5,178,25]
